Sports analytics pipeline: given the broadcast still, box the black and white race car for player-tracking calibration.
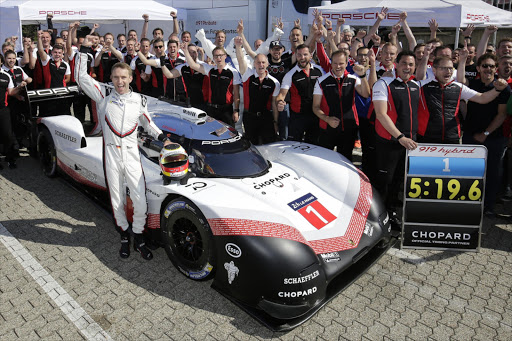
[28,87,397,331]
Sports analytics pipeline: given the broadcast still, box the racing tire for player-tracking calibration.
[37,128,57,177]
[161,198,216,281]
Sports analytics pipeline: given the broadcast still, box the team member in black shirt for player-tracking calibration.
[460,53,511,215]
[277,44,324,143]
[372,51,420,224]
[130,38,153,96]
[183,42,241,126]
[313,50,369,160]
[0,68,15,168]
[160,44,207,109]
[234,37,280,144]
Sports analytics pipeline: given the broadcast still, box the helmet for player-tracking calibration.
[159,143,189,180]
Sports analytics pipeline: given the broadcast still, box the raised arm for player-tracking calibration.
[389,22,401,52]
[468,79,508,104]
[363,7,388,47]
[234,37,248,76]
[181,42,206,74]
[457,46,469,85]
[161,65,181,79]
[195,29,216,60]
[335,18,345,45]
[254,19,284,56]
[477,25,498,59]
[428,19,438,40]
[237,19,257,59]
[66,22,78,60]
[36,30,49,62]
[353,64,370,98]
[400,12,416,51]
[415,43,434,81]
[367,49,377,89]
[75,35,105,103]
[171,11,179,36]
[136,50,158,67]
[141,14,149,39]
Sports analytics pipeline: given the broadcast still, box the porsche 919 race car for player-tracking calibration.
[27,87,397,331]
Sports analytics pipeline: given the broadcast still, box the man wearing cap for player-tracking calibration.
[267,40,291,139]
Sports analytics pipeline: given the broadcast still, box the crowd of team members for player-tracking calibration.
[1,8,512,219]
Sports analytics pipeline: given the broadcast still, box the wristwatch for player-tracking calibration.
[483,131,490,136]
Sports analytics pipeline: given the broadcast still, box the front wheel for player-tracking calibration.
[161,198,216,281]
[37,128,57,177]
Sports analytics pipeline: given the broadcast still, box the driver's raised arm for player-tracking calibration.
[75,36,106,103]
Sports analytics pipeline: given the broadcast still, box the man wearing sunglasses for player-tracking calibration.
[459,52,511,216]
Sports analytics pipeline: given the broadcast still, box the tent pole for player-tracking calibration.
[492,31,497,47]
[454,26,460,47]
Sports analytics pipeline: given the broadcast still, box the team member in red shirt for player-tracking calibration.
[182,42,241,126]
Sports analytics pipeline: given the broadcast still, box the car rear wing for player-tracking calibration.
[26,86,80,105]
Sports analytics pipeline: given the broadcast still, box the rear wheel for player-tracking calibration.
[161,198,216,280]
[37,128,57,177]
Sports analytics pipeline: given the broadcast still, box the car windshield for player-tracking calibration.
[189,137,269,178]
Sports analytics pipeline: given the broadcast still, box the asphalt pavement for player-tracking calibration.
[1,153,511,340]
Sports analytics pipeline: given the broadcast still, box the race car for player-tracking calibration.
[29,87,397,331]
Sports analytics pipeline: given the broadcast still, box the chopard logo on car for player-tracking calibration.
[278,287,317,298]
[283,270,319,284]
[253,173,290,189]
[201,135,241,145]
[55,130,77,143]
[225,243,242,258]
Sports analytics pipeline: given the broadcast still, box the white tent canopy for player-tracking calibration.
[0,0,178,51]
[308,0,512,27]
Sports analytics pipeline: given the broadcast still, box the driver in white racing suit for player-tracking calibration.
[75,36,170,260]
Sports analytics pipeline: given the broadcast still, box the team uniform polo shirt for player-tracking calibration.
[0,69,14,108]
[175,61,207,106]
[33,47,52,89]
[202,63,241,105]
[67,49,94,86]
[313,71,361,130]
[96,51,119,83]
[281,64,324,115]
[241,69,280,113]
[145,55,170,97]
[418,78,478,142]
[372,76,421,140]
[465,78,511,139]
[375,63,395,78]
[41,56,70,88]
[161,56,186,100]
[2,65,29,87]
[130,53,154,95]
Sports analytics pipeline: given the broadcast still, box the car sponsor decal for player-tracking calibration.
[57,159,106,191]
[189,263,214,280]
[320,252,341,263]
[253,173,290,189]
[184,181,213,194]
[278,287,317,298]
[288,193,336,230]
[208,175,373,254]
[283,270,319,285]
[225,243,242,258]
[224,261,239,284]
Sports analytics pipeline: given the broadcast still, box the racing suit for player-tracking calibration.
[75,50,166,234]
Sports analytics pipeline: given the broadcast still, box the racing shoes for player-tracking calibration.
[133,233,153,260]
[119,230,130,259]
